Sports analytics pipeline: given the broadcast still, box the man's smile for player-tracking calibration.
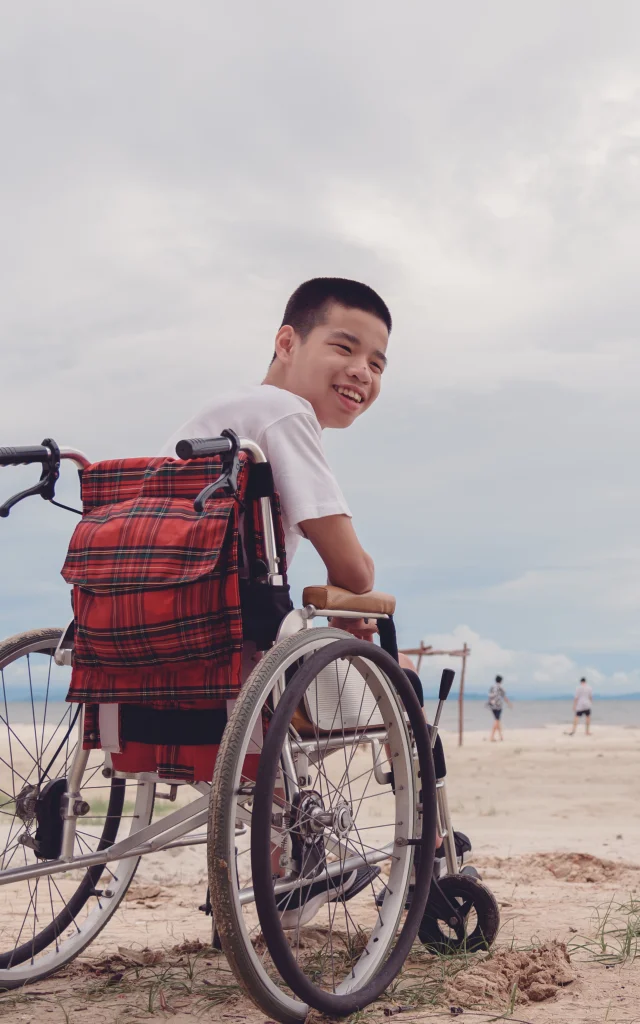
[333,384,365,407]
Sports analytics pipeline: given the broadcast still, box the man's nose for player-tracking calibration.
[346,359,372,385]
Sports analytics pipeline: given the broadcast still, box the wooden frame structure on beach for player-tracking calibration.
[399,641,471,746]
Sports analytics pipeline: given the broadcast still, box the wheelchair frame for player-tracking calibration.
[0,434,488,1019]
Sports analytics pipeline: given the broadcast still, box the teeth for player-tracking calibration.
[335,386,363,403]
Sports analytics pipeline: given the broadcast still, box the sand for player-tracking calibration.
[1,722,639,1022]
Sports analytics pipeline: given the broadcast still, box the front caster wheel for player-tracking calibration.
[418,874,500,954]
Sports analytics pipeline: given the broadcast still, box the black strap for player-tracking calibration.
[377,615,399,662]
[245,462,275,499]
[120,705,228,746]
[404,668,424,707]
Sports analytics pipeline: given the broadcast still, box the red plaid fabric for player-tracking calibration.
[63,455,252,704]
[64,452,288,780]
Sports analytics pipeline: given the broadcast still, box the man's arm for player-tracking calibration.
[300,514,374,594]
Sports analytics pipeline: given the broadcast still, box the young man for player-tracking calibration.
[570,677,593,735]
[162,278,391,923]
[488,675,512,742]
[162,277,390,637]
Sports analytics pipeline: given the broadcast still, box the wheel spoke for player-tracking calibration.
[26,654,40,768]
[47,877,60,953]
[40,654,53,759]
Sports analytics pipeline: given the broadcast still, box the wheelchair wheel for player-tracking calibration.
[418,874,500,953]
[0,628,155,987]
[250,638,436,1017]
[210,628,353,1023]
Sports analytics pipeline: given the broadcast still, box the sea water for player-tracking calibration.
[428,697,640,732]
[4,698,640,730]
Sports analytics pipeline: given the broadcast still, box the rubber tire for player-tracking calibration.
[418,874,500,953]
[251,638,437,1018]
[210,628,359,1024]
[0,628,154,985]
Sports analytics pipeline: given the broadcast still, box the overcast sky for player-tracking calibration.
[2,1,640,697]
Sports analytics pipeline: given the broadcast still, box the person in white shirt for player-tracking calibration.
[162,278,392,916]
[161,277,391,640]
[570,677,593,735]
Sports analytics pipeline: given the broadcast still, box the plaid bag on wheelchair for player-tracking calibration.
[62,454,289,704]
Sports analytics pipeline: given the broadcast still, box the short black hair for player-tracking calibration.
[495,675,503,683]
[580,677,586,682]
[281,277,392,337]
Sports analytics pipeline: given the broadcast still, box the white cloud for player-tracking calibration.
[2,1,640,685]
[416,625,634,696]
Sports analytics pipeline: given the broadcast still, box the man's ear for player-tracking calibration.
[273,325,296,363]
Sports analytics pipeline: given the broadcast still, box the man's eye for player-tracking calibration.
[333,344,351,354]
[371,361,383,374]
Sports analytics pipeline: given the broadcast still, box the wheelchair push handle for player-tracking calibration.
[175,436,234,461]
[0,438,64,519]
[0,445,51,467]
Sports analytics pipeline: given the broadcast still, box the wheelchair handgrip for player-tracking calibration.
[0,445,50,467]
[175,436,234,461]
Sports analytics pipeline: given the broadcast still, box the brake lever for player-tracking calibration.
[0,438,61,519]
[193,429,242,515]
[0,480,47,518]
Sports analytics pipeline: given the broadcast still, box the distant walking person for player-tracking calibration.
[488,675,512,742]
[570,677,593,735]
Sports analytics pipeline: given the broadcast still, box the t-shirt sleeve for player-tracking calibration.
[261,412,351,537]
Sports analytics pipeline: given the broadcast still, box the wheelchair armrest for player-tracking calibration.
[302,585,396,616]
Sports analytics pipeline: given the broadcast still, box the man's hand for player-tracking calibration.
[329,616,378,641]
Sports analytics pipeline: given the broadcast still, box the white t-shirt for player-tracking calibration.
[160,384,351,567]
[574,683,593,711]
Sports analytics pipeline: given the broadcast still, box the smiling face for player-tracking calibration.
[268,302,389,428]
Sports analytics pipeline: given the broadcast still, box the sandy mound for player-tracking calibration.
[446,942,576,1007]
[538,853,623,883]
[479,851,635,884]
[123,883,170,905]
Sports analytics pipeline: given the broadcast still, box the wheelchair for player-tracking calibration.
[0,434,498,1021]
